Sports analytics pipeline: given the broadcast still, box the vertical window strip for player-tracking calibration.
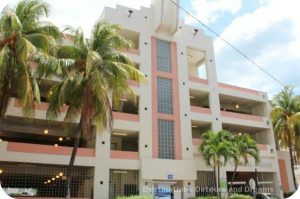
[157,77,173,114]
[158,119,175,159]
[156,39,172,72]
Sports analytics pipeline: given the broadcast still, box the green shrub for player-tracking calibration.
[230,193,253,199]
[283,192,295,198]
[189,196,218,199]
[116,195,153,199]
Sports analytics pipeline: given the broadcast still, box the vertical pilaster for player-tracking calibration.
[273,172,284,197]
[139,178,153,195]
[176,42,194,160]
[182,180,195,199]
[206,43,222,132]
[219,168,229,198]
[139,32,153,159]
[93,131,110,199]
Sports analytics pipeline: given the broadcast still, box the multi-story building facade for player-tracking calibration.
[0,0,294,198]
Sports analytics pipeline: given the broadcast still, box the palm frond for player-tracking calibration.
[0,8,22,37]
[29,22,60,40]
[15,61,37,117]
[15,0,50,32]
[86,50,102,74]
[56,45,82,59]
[25,33,55,52]
[0,45,11,80]
[15,37,36,63]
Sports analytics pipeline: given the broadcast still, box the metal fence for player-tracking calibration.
[195,171,217,196]
[109,169,139,199]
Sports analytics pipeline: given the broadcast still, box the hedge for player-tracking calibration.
[283,192,295,198]
[116,195,153,199]
[230,194,253,199]
[189,196,218,199]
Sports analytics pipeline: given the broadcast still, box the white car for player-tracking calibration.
[255,193,281,199]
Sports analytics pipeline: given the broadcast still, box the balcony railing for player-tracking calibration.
[110,150,139,160]
[258,144,275,157]
[112,112,139,121]
[127,79,140,87]
[218,83,260,96]
[221,110,264,122]
[192,138,203,145]
[6,142,95,157]
[122,48,140,55]
[258,144,268,151]
[190,106,211,114]
[6,98,68,121]
[13,98,68,112]
[188,76,208,85]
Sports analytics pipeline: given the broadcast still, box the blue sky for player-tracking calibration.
[181,0,300,97]
[1,0,299,97]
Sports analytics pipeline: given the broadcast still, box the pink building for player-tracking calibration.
[0,0,294,198]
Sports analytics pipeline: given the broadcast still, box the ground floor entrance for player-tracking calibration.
[226,171,276,195]
[0,161,93,198]
[153,181,183,199]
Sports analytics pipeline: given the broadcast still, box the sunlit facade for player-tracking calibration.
[0,0,293,198]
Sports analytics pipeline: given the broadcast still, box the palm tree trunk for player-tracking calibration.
[213,166,218,197]
[287,131,298,190]
[0,90,8,117]
[229,164,238,195]
[217,166,221,199]
[0,72,12,118]
[65,119,83,198]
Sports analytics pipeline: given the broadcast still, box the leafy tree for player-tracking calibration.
[0,0,60,117]
[229,134,260,194]
[199,130,235,199]
[271,86,300,190]
[37,22,145,198]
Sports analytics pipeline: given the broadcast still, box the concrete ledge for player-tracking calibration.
[141,158,196,180]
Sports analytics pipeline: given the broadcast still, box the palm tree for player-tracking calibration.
[271,87,300,190]
[0,0,60,117]
[37,22,145,198]
[229,133,260,194]
[199,130,235,199]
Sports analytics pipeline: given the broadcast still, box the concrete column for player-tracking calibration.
[93,130,111,198]
[273,172,284,198]
[206,44,222,132]
[176,42,194,160]
[139,179,153,195]
[138,32,153,159]
[219,167,229,199]
[182,180,195,199]
[210,89,222,132]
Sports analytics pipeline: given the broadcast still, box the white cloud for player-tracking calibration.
[215,0,300,54]
[185,0,241,24]
[213,0,300,95]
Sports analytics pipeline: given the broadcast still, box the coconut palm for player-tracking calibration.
[229,133,260,194]
[271,86,300,190]
[199,130,235,199]
[36,22,145,198]
[0,0,60,117]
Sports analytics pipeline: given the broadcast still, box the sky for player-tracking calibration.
[0,0,299,97]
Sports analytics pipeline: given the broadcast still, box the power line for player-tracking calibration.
[168,0,286,88]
